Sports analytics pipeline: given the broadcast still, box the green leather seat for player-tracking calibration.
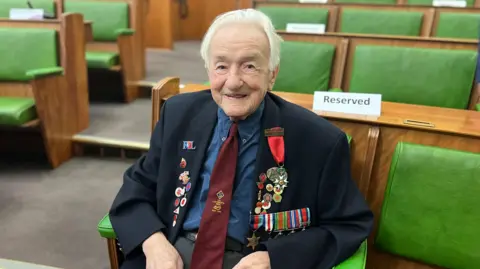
[348,45,477,109]
[64,0,130,68]
[339,9,423,36]
[256,6,329,30]
[434,12,480,40]
[86,51,119,69]
[0,27,61,126]
[407,0,475,6]
[0,0,55,17]
[376,142,480,268]
[273,41,336,94]
[98,213,367,268]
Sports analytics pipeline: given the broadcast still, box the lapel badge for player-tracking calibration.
[175,187,185,197]
[179,171,190,185]
[179,158,187,168]
[183,141,196,150]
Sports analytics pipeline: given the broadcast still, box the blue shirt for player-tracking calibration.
[183,101,264,243]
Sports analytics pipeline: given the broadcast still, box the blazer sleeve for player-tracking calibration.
[264,133,374,269]
[109,102,168,257]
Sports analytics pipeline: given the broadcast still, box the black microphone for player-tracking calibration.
[26,0,55,19]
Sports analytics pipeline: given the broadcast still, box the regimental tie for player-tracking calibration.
[190,122,239,269]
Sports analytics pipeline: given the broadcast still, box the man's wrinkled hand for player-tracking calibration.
[142,232,183,269]
[233,251,271,269]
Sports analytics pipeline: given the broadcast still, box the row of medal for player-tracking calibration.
[173,158,190,227]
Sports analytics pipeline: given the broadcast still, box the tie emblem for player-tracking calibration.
[212,191,225,213]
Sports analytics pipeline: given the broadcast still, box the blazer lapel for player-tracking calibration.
[169,97,217,240]
[251,93,284,215]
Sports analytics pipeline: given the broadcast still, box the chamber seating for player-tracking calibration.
[348,45,477,109]
[338,9,423,36]
[372,142,480,268]
[0,26,76,168]
[273,41,337,93]
[63,0,144,102]
[434,12,480,40]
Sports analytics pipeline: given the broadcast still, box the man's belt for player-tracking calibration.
[183,231,245,252]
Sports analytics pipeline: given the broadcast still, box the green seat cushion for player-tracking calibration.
[376,142,480,269]
[98,214,116,238]
[435,12,480,40]
[407,0,475,6]
[64,0,129,41]
[0,28,59,81]
[340,9,423,36]
[0,97,37,126]
[86,51,119,69]
[257,6,329,30]
[273,41,335,94]
[0,0,55,17]
[334,241,367,269]
[476,103,480,111]
[335,0,396,4]
[349,45,476,109]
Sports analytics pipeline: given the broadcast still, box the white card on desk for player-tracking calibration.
[286,23,326,34]
[9,8,44,20]
[313,91,382,117]
[432,0,467,7]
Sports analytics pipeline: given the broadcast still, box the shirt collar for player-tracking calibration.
[217,100,265,143]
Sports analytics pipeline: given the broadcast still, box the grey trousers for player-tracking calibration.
[174,236,244,269]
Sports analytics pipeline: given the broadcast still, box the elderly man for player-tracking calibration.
[109,8,373,269]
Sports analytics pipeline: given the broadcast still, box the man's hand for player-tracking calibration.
[142,232,183,269]
[233,251,271,269]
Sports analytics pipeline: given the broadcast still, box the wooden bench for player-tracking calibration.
[272,32,479,110]
[0,13,85,168]
[254,1,480,40]
[0,14,91,132]
[58,0,147,102]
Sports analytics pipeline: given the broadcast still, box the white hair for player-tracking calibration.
[200,8,283,72]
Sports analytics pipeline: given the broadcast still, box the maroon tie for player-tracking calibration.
[190,122,239,269]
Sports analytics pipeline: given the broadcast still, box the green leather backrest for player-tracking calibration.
[340,9,423,36]
[435,12,480,40]
[256,7,329,30]
[348,45,476,109]
[334,0,396,4]
[376,142,480,269]
[64,0,129,41]
[273,41,335,94]
[407,0,475,6]
[0,28,59,81]
[0,0,55,17]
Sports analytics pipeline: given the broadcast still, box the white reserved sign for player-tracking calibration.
[313,91,382,117]
[286,23,325,34]
[9,8,44,20]
[432,0,467,7]
[299,0,328,3]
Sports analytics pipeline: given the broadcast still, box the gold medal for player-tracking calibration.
[247,233,259,250]
[273,193,282,203]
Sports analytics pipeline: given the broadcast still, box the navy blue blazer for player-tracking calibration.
[109,90,374,269]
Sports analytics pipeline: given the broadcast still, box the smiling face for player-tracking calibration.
[207,22,279,121]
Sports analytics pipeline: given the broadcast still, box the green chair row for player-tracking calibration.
[256,6,480,40]
[258,0,477,7]
[271,39,478,111]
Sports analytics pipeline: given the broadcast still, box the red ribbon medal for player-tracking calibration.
[264,127,288,204]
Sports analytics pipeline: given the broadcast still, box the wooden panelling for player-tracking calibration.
[145,0,174,49]
[0,83,33,98]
